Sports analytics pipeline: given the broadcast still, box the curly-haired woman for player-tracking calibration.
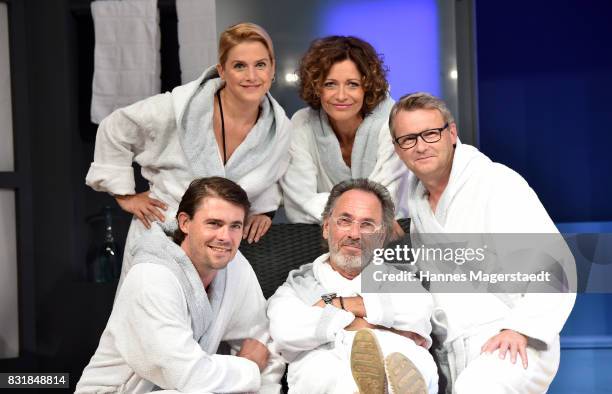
[281,36,409,232]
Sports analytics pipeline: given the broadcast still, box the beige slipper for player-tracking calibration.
[385,352,428,394]
[350,329,386,394]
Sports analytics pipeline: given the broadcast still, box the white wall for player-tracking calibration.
[0,2,14,171]
[0,2,19,359]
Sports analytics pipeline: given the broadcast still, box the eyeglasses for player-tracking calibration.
[332,216,382,234]
[393,123,449,150]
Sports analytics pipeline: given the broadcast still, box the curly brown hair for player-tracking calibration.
[299,36,389,116]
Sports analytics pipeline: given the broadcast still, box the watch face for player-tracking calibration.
[322,292,337,304]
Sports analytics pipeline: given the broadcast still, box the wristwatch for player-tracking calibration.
[321,292,337,305]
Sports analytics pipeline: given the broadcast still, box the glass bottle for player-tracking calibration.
[90,206,120,282]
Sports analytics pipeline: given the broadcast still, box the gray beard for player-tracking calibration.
[327,231,384,276]
[329,247,363,274]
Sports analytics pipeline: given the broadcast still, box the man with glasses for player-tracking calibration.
[389,92,575,393]
[267,179,438,394]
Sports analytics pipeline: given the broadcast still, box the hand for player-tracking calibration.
[481,329,529,369]
[243,214,272,244]
[312,296,366,318]
[341,296,366,318]
[115,191,167,229]
[345,317,378,331]
[391,220,406,241]
[237,338,269,372]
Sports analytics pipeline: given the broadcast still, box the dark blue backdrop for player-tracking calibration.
[476,0,612,223]
[475,1,612,391]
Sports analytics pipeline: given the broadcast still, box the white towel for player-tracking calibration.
[176,0,216,84]
[90,0,161,124]
[312,96,395,185]
[407,140,491,233]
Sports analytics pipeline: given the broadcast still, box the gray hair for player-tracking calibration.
[388,92,455,137]
[321,178,395,242]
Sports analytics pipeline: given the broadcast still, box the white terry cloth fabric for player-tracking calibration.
[76,223,284,394]
[176,0,216,84]
[85,65,291,286]
[451,322,561,394]
[406,141,576,392]
[267,253,438,393]
[281,97,410,224]
[90,0,161,124]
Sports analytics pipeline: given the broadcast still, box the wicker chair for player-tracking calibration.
[237,219,452,393]
[240,219,412,299]
[239,223,324,298]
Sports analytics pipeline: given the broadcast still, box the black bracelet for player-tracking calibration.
[339,296,345,310]
[263,210,276,219]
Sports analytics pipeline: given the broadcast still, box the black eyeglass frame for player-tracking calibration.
[393,123,449,150]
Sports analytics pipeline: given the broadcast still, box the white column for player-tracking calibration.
[0,2,14,172]
[0,3,19,359]
[0,190,18,359]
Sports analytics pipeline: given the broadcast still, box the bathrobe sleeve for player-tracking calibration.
[250,182,283,215]
[114,264,262,393]
[85,92,175,196]
[484,165,576,347]
[361,292,434,348]
[281,109,330,223]
[267,280,355,355]
[221,260,285,394]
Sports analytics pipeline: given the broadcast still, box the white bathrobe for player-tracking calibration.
[85,66,291,284]
[281,101,410,224]
[267,254,438,393]
[406,141,576,393]
[76,224,283,394]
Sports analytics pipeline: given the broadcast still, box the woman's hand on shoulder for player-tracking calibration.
[243,214,272,244]
[115,191,168,229]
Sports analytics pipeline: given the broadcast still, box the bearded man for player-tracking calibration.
[267,178,438,394]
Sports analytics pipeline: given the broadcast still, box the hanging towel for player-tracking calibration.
[90,0,161,124]
[176,0,217,84]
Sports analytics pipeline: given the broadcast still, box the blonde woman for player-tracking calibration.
[86,23,291,285]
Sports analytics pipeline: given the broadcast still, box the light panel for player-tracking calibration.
[317,0,441,99]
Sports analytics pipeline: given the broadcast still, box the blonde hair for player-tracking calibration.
[388,92,455,137]
[218,22,275,66]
